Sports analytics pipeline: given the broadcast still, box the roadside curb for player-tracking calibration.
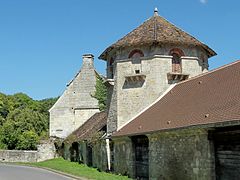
[35,166,89,180]
[1,163,88,180]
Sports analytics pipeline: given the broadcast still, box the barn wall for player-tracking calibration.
[148,128,215,180]
[113,137,135,178]
[92,140,108,171]
[61,140,108,171]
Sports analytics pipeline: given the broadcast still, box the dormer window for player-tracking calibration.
[129,49,144,59]
[169,48,184,73]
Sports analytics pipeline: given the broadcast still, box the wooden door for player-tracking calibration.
[132,136,149,180]
[214,131,240,180]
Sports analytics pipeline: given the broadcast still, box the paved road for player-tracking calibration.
[0,164,76,180]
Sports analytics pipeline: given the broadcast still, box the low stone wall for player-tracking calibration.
[37,140,57,162]
[0,150,37,162]
[0,140,57,163]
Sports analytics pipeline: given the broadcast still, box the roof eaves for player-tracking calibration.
[113,118,240,138]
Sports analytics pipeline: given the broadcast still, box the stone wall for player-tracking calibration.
[106,44,209,134]
[113,137,134,177]
[0,140,57,163]
[62,140,108,172]
[0,150,38,163]
[37,140,56,162]
[92,140,108,171]
[116,55,172,130]
[106,44,208,79]
[112,44,208,62]
[49,54,99,139]
[148,128,215,180]
[112,128,216,179]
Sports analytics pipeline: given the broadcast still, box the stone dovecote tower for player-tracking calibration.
[99,8,216,135]
[49,54,99,138]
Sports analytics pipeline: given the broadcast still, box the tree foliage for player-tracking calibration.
[93,75,107,111]
[0,92,58,150]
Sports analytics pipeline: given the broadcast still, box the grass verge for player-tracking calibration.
[20,158,131,180]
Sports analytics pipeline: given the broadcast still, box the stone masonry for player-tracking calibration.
[0,140,56,163]
[49,54,99,138]
[113,128,215,180]
[106,44,209,134]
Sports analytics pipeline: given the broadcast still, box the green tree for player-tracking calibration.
[0,121,19,149]
[6,108,48,136]
[16,130,39,150]
[38,97,59,115]
[93,75,107,111]
[0,93,9,119]
[0,91,58,150]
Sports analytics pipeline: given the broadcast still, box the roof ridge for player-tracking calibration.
[176,60,240,86]
[154,16,157,41]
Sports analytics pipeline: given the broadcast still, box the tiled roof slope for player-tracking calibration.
[99,14,216,60]
[114,60,240,137]
[65,111,107,142]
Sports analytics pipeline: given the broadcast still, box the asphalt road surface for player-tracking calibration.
[0,164,75,180]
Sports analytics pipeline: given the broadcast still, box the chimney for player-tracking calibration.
[82,54,94,66]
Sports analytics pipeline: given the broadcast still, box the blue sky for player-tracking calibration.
[0,0,239,100]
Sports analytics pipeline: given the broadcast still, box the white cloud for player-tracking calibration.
[200,0,207,4]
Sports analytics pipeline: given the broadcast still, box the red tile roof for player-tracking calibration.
[113,60,240,137]
[99,14,216,60]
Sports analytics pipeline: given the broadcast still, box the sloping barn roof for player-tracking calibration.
[99,12,216,60]
[65,111,107,142]
[114,60,240,137]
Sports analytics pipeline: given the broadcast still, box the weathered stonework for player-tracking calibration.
[113,137,134,177]
[37,140,56,162]
[61,140,108,172]
[0,140,56,163]
[92,140,108,171]
[107,44,208,134]
[112,128,215,179]
[0,150,38,163]
[148,129,215,180]
[49,54,99,138]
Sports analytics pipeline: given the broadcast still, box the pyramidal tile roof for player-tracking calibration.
[99,9,216,60]
[113,60,240,137]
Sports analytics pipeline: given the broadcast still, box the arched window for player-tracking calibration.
[172,53,181,73]
[169,48,184,73]
[129,49,144,59]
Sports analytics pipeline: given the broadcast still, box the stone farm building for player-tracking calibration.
[50,9,240,180]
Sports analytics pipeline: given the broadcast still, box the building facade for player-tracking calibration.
[51,9,240,180]
[99,9,216,135]
[49,54,99,139]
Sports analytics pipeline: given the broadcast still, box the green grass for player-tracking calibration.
[22,158,131,180]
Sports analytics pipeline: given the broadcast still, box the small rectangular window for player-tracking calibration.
[135,70,140,74]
